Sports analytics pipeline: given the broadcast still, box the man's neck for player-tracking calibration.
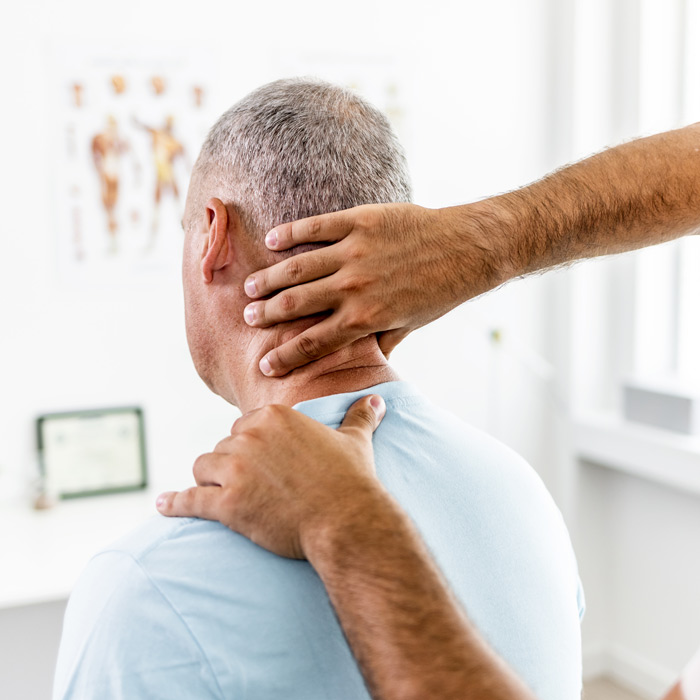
[230,333,399,414]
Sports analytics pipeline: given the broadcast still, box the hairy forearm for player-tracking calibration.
[449,123,700,286]
[303,487,536,700]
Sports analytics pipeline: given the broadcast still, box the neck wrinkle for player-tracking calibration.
[232,336,399,414]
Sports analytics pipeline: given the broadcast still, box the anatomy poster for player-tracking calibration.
[51,45,215,285]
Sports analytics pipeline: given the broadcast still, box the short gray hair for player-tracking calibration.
[193,78,412,238]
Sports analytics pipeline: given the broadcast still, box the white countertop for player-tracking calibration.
[0,491,157,609]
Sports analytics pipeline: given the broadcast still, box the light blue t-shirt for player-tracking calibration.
[54,381,584,700]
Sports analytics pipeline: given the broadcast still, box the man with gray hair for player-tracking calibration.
[54,78,584,700]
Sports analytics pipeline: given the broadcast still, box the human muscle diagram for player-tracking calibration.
[52,46,214,285]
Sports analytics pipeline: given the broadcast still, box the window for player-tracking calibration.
[631,0,700,390]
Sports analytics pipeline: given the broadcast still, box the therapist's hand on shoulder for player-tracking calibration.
[156,395,387,560]
[243,202,509,377]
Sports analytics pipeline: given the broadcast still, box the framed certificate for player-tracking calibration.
[37,406,148,499]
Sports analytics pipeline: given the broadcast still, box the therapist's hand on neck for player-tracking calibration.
[244,123,700,377]
[242,201,503,376]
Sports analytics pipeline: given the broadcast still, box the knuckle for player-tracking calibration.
[214,435,232,452]
[285,259,304,284]
[260,404,279,418]
[278,292,297,314]
[306,217,323,241]
[258,404,285,425]
[338,274,365,294]
[354,207,378,233]
[369,299,388,321]
[180,487,196,509]
[220,487,239,513]
[296,334,322,360]
[354,407,376,429]
[192,454,208,479]
[344,308,372,333]
[344,241,365,263]
[237,428,260,447]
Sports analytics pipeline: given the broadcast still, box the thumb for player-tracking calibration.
[338,395,386,439]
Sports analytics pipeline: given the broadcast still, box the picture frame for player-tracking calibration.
[36,406,148,499]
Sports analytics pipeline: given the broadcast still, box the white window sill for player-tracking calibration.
[573,413,700,496]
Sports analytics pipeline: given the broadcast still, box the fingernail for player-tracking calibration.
[260,356,273,375]
[370,395,385,415]
[156,493,167,508]
[265,229,278,249]
[244,303,258,325]
[244,276,257,297]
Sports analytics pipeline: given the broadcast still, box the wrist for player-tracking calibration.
[438,197,525,299]
[299,482,403,568]
[473,194,528,280]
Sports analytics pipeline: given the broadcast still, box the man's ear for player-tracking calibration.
[201,198,236,284]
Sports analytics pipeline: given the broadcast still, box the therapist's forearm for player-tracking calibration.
[464,122,700,282]
[302,489,536,700]
[246,123,700,378]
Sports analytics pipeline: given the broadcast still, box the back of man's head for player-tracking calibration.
[192,77,412,242]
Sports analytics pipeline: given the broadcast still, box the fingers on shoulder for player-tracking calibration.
[157,486,220,520]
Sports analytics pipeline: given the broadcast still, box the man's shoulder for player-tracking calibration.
[80,513,325,618]
[373,385,535,480]
[297,380,543,501]
[55,519,227,699]
[64,517,223,632]
[90,514,299,585]
[56,516,343,700]
[103,513,195,560]
[297,380,528,464]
